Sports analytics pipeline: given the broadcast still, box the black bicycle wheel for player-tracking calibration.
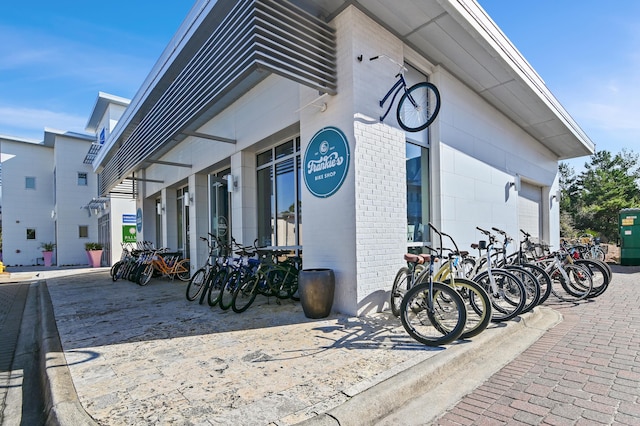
[575,259,610,298]
[397,82,441,132]
[472,269,526,322]
[232,275,259,313]
[137,264,153,286]
[520,262,552,305]
[400,281,466,346]
[559,264,593,300]
[219,270,239,310]
[505,265,540,314]
[207,267,228,307]
[186,268,206,301]
[391,267,411,317]
[111,261,122,281]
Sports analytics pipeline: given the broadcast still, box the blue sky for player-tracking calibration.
[1,1,637,169]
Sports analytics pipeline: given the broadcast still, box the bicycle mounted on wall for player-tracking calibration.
[370,55,441,132]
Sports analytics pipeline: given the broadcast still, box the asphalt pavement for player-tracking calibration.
[0,264,636,425]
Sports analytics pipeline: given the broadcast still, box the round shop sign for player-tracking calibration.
[303,126,350,198]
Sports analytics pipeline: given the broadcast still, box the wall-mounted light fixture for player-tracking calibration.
[551,190,561,201]
[156,203,165,215]
[509,174,521,192]
[226,174,238,193]
[184,191,192,206]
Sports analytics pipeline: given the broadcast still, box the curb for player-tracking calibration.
[37,281,99,426]
[296,306,562,425]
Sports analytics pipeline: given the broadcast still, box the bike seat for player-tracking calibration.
[404,253,431,264]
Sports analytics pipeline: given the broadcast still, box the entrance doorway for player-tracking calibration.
[177,186,190,258]
[210,169,231,246]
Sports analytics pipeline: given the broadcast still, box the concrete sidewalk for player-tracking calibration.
[11,268,560,425]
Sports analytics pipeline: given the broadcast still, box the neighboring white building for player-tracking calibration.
[83,92,137,265]
[0,92,136,267]
[1,130,97,266]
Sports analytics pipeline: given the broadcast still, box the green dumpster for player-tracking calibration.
[620,208,640,266]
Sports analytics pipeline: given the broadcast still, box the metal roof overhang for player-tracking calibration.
[96,0,594,196]
[95,0,337,196]
[291,0,595,160]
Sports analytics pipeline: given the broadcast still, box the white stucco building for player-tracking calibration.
[1,92,136,267]
[90,0,594,316]
[3,0,594,317]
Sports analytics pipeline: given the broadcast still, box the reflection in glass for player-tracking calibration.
[406,143,429,243]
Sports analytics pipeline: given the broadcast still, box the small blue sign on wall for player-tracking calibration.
[303,126,350,198]
[136,208,143,233]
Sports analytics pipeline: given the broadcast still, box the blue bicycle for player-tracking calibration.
[370,55,441,132]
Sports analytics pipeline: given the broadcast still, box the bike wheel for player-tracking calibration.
[137,264,154,286]
[575,259,610,298]
[520,262,552,305]
[175,259,191,281]
[472,269,526,322]
[400,281,466,346]
[186,268,206,301]
[505,265,541,314]
[207,267,228,307]
[559,264,593,300]
[390,267,411,317]
[397,82,441,132]
[449,278,492,339]
[111,261,122,281]
[219,270,239,310]
[232,275,260,313]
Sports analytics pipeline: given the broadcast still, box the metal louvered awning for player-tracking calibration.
[98,0,337,196]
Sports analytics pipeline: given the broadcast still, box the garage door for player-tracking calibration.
[518,182,542,239]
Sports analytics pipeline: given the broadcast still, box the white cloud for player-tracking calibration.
[0,106,87,139]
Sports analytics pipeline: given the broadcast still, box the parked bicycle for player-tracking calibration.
[465,227,527,322]
[370,55,441,132]
[522,231,595,302]
[231,247,301,313]
[428,224,492,339]
[186,234,228,304]
[399,250,467,346]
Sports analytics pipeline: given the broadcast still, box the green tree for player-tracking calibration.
[560,150,640,242]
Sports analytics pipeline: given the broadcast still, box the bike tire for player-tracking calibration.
[186,268,206,301]
[137,264,154,286]
[472,269,526,322]
[520,262,552,305]
[390,267,411,317]
[400,281,466,346]
[219,270,239,310]
[449,278,492,339]
[232,275,260,313]
[111,261,122,281]
[559,263,593,300]
[505,265,541,314]
[575,259,610,298]
[207,267,228,307]
[397,82,441,132]
[175,259,191,281]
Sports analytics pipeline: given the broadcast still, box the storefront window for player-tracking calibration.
[257,137,301,249]
[209,169,230,247]
[407,142,429,245]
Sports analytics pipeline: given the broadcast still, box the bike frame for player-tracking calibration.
[379,74,410,122]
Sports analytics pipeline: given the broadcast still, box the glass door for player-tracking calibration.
[210,169,231,247]
[177,186,190,258]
